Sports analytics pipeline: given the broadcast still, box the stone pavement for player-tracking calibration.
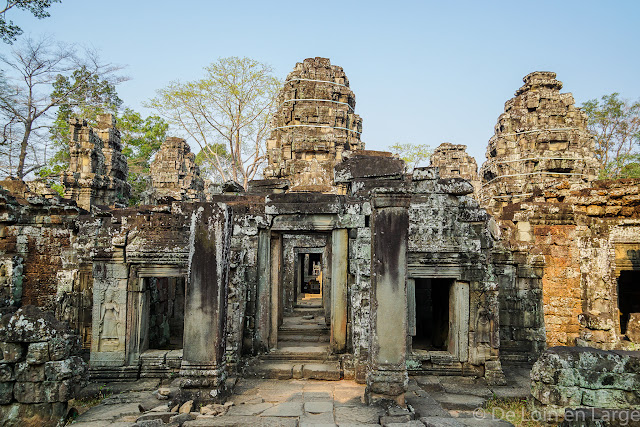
[70,365,531,426]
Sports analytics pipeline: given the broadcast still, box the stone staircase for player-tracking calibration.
[253,303,342,380]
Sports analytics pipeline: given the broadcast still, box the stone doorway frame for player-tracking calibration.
[126,264,187,365]
[407,273,470,363]
[612,243,640,337]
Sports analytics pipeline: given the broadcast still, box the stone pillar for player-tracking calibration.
[180,203,232,401]
[366,194,410,405]
[269,233,282,349]
[255,229,271,352]
[331,228,348,353]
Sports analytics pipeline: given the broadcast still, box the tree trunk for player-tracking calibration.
[16,120,32,179]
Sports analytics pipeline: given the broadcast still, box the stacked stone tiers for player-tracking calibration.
[479,72,599,214]
[264,57,364,193]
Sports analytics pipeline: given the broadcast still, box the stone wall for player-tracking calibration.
[0,180,82,315]
[0,306,87,427]
[479,71,599,215]
[497,178,640,355]
[531,347,640,420]
[264,57,364,193]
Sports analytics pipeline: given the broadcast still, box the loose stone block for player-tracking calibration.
[26,342,49,364]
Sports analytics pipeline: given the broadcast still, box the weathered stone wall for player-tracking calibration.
[264,57,364,193]
[0,181,82,316]
[479,71,598,215]
[0,306,88,427]
[531,347,640,420]
[497,178,640,355]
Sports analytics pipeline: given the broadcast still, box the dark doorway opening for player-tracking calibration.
[147,277,185,350]
[618,271,640,335]
[413,278,451,351]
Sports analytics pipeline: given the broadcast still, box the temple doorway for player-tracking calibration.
[296,251,323,308]
[412,278,451,351]
[618,270,640,336]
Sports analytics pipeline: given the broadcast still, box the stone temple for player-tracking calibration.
[1,58,639,422]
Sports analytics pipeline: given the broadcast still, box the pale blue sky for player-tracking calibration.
[4,0,639,166]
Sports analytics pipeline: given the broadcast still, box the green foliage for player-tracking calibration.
[118,108,168,205]
[388,142,432,171]
[582,93,640,179]
[146,56,281,188]
[0,0,60,44]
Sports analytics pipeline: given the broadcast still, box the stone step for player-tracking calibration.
[252,362,342,380]
[292,306,325,316]
[262,344,336,361]
[278,333,330,343]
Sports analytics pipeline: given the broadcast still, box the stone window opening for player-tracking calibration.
[618,270,640,337]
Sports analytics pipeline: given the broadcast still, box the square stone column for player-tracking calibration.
[180,203,232,402]
[366,194,410,406]
[331,228,348,353]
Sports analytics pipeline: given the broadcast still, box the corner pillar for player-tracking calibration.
[366,194,410,406]
[180,203,232,402]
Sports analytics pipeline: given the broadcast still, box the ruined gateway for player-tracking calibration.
[0,58,639,412]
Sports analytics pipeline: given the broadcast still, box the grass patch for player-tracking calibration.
[484,397,546,427]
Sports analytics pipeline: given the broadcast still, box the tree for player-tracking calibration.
[194,143,232,182]
[118,108,168,204]
[1,0,60,44]
[388,142,432,171]
[582,93,640,178]
[0,36,122,179]
[146,57,280,189]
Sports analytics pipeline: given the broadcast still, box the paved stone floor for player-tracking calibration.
[70,364,531,426]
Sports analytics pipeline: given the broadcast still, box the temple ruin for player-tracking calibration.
[1,58,640,422]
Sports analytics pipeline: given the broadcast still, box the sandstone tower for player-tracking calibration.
[430,143,481,196]
[479,72,599,213]
[263,57,364,193]
[61,114,130,210]
[147,137,204,202]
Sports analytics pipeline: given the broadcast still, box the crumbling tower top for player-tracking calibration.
[479,71,599,214]
[430,143,481,197]
[263,57,364,193]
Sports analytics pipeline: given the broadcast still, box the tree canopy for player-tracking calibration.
[0,36,123,179]
[0,0,60,44]
[388,142,432,171]
[146,56,280,188]
[582,93,640,179]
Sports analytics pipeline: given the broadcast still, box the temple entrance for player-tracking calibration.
[408,277,469,361]
[145,277,185,350]
[412,278,451,351]
[618,270,640,336]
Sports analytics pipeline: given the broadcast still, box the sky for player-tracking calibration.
[3,0,639,167]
